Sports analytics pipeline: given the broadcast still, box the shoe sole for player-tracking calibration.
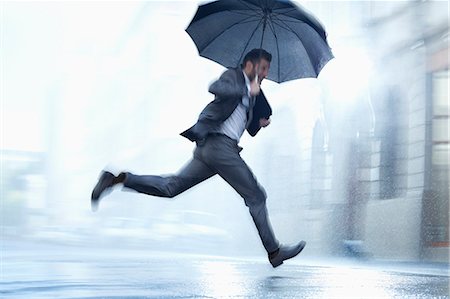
[270,241,307,268]
[271,259,283,267]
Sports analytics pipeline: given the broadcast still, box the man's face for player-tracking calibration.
[256,58,270,83]
[248,58,270,82]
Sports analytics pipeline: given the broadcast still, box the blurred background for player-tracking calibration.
[1,0,448,264]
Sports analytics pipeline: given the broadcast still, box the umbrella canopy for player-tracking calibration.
[186,0,334,83]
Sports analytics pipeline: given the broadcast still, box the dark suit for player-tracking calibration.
[123,68,279,253]
[181,68,272,141]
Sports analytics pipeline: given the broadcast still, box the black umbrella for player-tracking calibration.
[186,0,334,83]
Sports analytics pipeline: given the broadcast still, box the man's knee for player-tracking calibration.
[258,184,267,200]
[164,176,186,198]
[245,185,267,208]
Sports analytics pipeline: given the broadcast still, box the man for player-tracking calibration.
[91,48,306,268]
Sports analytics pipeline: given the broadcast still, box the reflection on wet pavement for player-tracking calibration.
[1,244,449,298]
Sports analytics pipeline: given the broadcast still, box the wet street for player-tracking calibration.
[1,240,448,298]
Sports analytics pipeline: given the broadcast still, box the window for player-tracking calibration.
[424,69,449,247]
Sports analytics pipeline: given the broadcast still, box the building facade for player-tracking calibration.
[306,0,449,263]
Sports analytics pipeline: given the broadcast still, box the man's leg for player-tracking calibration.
[91,146,216,211]
[200,135,280,254]
[123,155,216,198]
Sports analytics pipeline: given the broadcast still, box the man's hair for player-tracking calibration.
[241,48,272,68]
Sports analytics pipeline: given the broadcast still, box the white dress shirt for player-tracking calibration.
[218,71,252,142]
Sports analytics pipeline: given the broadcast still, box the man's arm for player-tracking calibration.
[208,69,247,99]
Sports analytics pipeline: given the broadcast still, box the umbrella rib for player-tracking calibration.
[272,14,315,42]
[270,9,312,26]
[271,8,298,17]
[226,6,262,18]
[272,17,306,24]
[272,13,327,40]
[267,15,281,82]
[201,14,262,53]
[230,10,261,17]
[236,0,263,16]
[271,14,311,45]
[270,15,300,33]
[270,14,316,74]
[237,17,265,65]
[268,0,278,11]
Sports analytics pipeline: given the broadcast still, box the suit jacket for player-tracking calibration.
[180,68,272,142]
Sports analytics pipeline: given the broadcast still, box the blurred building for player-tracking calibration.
[1,150,46,236]
[252,1,448,264]
[297,0,449,263]
[363,0,448,263]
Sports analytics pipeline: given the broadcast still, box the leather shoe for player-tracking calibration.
[269,241,306,268]
[91,171,116,211]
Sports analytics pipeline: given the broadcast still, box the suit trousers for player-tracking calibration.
[123,134,280,253]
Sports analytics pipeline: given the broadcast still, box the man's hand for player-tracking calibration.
[259,117,271,128]
[250,78,260,96]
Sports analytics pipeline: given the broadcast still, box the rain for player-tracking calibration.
[1,1,449,298]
